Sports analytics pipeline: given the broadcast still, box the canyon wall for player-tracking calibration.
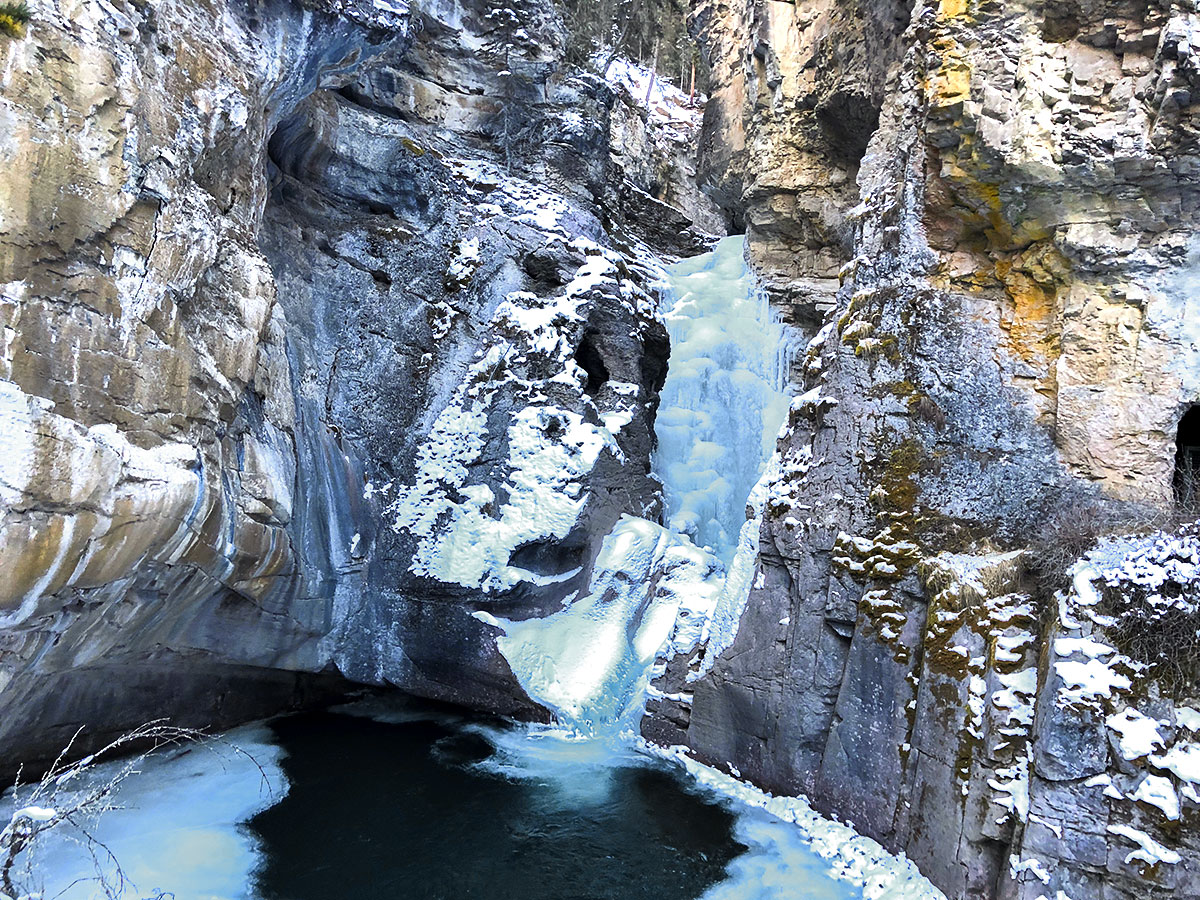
[661,1,1200,898]
[0,0,720,763]
[5,0,1200,897]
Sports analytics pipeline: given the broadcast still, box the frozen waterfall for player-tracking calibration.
[485,236,797,733]
[10,238,944,900]
[654,235,797,566]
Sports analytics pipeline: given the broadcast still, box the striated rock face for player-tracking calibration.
[691,0,912,325]
[662,1,1200,898]
[0,0,413,762]
[0,0,718,765]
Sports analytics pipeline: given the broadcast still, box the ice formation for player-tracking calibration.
[0,725,286,900]
[477,515,723,732]
[481,235,796,729]
[641,741,946,900]
[479,237,945,898]
[654,235,795,565]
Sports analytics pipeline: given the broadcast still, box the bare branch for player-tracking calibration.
[2,721,259,900]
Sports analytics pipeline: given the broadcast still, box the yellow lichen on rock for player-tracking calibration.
[927,37,972,113]
[994,242,1069,414]
[938,0,969,19]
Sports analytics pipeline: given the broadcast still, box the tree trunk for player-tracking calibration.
[601,0,634,78]
[644,36,660,106]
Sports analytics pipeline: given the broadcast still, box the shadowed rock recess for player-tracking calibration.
[4,0,1200,897]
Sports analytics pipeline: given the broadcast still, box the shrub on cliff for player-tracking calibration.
[1096,525,1200,693]
[1027,494,1130,596]
[0,2,30,38]
[1026,488,1195,594]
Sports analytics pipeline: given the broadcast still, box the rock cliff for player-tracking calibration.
[659,1,1200,898]
[0,0,720,763]
[5,0,1200,897]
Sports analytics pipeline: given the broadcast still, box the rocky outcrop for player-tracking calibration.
[0,0,718,766]
[7,0,1200,895]
[690,0,911,326]
[661,1,1200,898]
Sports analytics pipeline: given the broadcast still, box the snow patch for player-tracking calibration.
[1131,773,1180,820]
[0,726,287,900]
[1106,823,1182,867]
[1151,742,1200,783]
[1106,708,1165,760]
[604,58,704,132]
[1054,658,1131,705]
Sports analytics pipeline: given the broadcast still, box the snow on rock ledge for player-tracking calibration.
[388,240,662,595]
[1004,532,1200,900]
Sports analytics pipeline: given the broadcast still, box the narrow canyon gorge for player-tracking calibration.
[2,0,1199,898]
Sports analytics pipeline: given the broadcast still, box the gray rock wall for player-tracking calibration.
[659,1,1200,898]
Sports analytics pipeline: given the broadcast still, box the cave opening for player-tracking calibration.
[575,330,610,395]
[815,88,882,165]
[1174,405,1200,507]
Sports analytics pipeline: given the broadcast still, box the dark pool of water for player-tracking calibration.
[249,708,746,900]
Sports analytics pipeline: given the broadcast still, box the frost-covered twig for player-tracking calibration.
[0,721,252,900]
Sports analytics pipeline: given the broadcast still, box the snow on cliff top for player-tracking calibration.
[604,58,704,129]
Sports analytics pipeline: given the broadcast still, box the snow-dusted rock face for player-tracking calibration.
[0,0,720,765]
[0,0,416,764]
[6,0,1200,894]
[658,2,1200,899]
[689,0,910,326]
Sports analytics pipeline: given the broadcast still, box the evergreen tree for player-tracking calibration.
[482,2,542,172]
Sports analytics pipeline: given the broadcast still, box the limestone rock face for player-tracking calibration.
[691,0,911,325]
[0,0,714,764]
[0,0,410,762]
[667,1,1200,898]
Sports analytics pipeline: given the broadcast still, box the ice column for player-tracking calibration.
[653,235,796,566]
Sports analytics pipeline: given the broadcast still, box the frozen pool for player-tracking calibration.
[3,699,868,900]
